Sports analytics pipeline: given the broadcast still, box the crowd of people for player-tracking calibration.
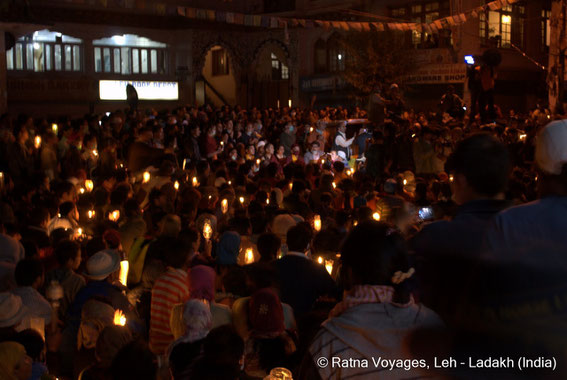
[0,94,566,380]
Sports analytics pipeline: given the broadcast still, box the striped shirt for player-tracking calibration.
[149,267,190,355]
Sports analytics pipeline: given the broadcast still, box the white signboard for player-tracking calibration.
[405,64,467,84]
[99,80,179,100]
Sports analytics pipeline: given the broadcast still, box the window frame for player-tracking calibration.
[93,45,168,76]
[478,2,526,49]
[6,40,83,73]
[212,48,229,77]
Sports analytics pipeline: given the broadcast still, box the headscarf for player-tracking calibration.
[189,265,215,302]
[77,299,115,350]
[170,299,212,347]
[216,231,241,266]
[248,288,285,339]
[0,341,27,380]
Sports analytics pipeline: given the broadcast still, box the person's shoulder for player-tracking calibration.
[495,198,562,221]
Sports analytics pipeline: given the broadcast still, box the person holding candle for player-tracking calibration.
[300,221,442,380]
[149,237,191,356]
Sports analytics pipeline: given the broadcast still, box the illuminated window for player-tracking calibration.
[270,52,289,80]
[327,34,345,72]
[479,1,525,48]
[93,34,167,75]
[391,8,406,17]
[542,9,550,49]
[212,48,229,76]
[406,2,447,48]
[5,30,83,72]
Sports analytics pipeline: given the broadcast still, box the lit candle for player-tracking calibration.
[113,309,126,326]
[109,210,120,222]
[325,259,334,275]
[203,220,212,240]
[266,198,270,205]
[52,123,58,133]
[221,199,228,214]
[317,256,323,264]
[79,187,85,194]
[142,171,150,183]
[519,134,527,141]
[288,182,293,191]
[313,215,321,232]
[92,149,98,157]
[449,175,454,182]
[321,159,325,165]
[119,260,129,287]
[192,176,198,187]
[239,196,244,204]
[245,248,254,264]
[220,141,224,147]
[403,179,407,185]
[372,212,381,221]
[288,99,292,108]
[174,181,179,190]
[85,180,94,192]
[183,159,188,170]
[256,158,261,166]
[310,127,314,133]
[76,227,83,237]
[332,182,337,189]
[87,210,95,219]
[228,180,232,186]
[34,136,41,149]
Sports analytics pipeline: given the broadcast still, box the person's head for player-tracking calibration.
[180,299,213,342]
[257,233,281,262]
[311,141,320,153]
[110,341,157,380]
[189,265,216,302]
[338,121,347,133]
[95,325,133,368]
[277,145,285,156]
[14,259,44,289]
[216,231,241,266]
[0,342,32,380]
[446,85,455,95]
[56,181,76,203]
[340,221,412,301]
[54,239,81,270]
[85,250,120,282]
[190,124,201,138]
[286,223,312,253]
[14,329,44,362]
[193,325,244,378]
[159,214,181,237]
[534,120,567,197]
[265,143,274,155]
[248,288,284,338]
[445,133,510,205]
[163,237,191,269]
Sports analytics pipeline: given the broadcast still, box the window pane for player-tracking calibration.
[113,48,120,73]
[94,47,101,72]
[281,64,289,79]
[150,49,157,73]
[488,11,500,38]
[545,19,550,46]
[6,48,13,70]
[73,45,80,71]
[45,44,52,70]
[15,43,23,69]
[159,50,166,74]
[65,45,72,71]
[33,43,44,72]
[132,49,139,73]
[103,48,111,72]
[121,47,131,74]
[141,49,148,74]
[54,44,62,70]
[26,43,34,70]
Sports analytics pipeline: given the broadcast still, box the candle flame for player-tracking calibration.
[34,136,41,149]
[109,210,120,222]
[332,182,337,189]
[449,175,454,183]
[317,256,323,264]
[174,181,179,190]
[79,188,85,194]
[313,215,321,232]
[85,180,94,192]
[221,199,228,214]
[52,123,58,133]
[88,210,95,219]
[192,177,198,187]
[403,179,407,186]
[203,221,212,240]
[239,196,244,204]
[372,212,381,221]
[142,171,150,183]
[245,248,254,264]
[325,260,334,275]
[113,309,126,326]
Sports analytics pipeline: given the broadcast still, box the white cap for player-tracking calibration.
[535,119,567,175]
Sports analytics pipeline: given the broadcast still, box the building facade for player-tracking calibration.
[0,0,556,115]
